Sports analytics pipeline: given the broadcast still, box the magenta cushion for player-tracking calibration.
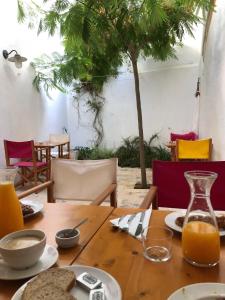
[170,131,197,141]
[5,140,33,159]
[153,160,225,210]
[13,161,47,167]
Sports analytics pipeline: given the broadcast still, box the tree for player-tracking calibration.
[18,0,214,188]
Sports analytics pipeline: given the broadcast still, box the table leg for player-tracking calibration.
[46,148,51,179]
[171,147,176,161]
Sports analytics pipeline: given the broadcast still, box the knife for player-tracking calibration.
[127,213,136,224]
[120,214,137,231]
[134,211,145,236]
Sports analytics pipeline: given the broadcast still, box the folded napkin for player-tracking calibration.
[110,208,152,240]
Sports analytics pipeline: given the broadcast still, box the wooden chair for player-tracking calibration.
[4,140,49,186]
[18,158,118,207]
[175,138,212,161]
[18,180,52,200]
[140,160,225,210]
[49,134,70,158]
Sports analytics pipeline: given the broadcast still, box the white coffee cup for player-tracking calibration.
[0,229,46,269]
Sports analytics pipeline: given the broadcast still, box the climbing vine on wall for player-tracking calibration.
[31,51,110,147]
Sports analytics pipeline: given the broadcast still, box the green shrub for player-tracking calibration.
[74,146,116,160]
[115,135,170,167]
[74,147,93,159]
[151,145,171,161]
[74,134,170,167]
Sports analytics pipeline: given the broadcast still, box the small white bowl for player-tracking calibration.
[0,229,46,269]
[55,229,80,248]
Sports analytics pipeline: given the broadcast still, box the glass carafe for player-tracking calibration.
[0,167,24,238]
[182,171,220,267]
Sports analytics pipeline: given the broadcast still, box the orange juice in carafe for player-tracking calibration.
[182,171,220,267]
[182,221,220,266]
[0,168,24,238]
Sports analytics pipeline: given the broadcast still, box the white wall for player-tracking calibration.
[0,1,68,165]
[68,38,203,148]
[199,0,225,160]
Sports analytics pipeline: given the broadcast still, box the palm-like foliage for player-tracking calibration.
[18,0,214,187]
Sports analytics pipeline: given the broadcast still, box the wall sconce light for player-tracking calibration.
[2,50,27,69]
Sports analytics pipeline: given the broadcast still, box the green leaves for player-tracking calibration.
[82,16,91,43]
[42,10,60,35]
[18,0,214,93]
[31,53,67,98]
[17,0,26,23]
[18,0,214,147]
[18,0,215,89]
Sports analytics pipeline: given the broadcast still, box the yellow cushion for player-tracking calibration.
[177,139,211,159]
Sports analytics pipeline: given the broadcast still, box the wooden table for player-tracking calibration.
[35,141,69,160]
[166,142,176,161]
[35,141,70,179]
[0,203,114,299]
[73,208,225,300]
[3,207,225,300]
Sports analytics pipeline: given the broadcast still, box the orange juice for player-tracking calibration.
[182,221,220,266]
[0,182,24,238]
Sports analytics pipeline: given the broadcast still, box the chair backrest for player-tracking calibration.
[176,138,212,161]
[170,131,197,142]
[4,140,34,163]
[49,134,69,144]
[153,160,225,210]
[51,158,117,201]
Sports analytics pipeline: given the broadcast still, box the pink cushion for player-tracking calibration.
[153,160,225,210]
[5,140,33,159]
[170,131,197,141]
[13,161,47,167]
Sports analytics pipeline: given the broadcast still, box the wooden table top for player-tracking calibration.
[0,203,114,299]
[35,141,67,148]
[3,207,225,300]
[73,208,225,300]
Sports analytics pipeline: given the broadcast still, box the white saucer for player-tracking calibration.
[165,211,225,237]
[12,265,122,300]
[168,282,225,299]
[0,244,58,280]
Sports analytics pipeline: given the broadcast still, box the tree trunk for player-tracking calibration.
[130,54,147,188]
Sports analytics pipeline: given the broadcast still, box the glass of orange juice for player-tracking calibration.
[0,167,24,238]
[182,171,220,267]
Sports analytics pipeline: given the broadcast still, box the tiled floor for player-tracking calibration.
[18,167,152,208]
[117,167,152,207]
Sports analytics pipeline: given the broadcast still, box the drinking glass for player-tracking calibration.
[141,226,173,262]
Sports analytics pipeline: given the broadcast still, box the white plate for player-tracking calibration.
[12,265,122,300]
[165,211,225,237]
[20,199,44,219]
[168,282,225,300]
[0,244,58,280]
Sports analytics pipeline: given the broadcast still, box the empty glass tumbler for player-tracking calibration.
[142,226,173,262]
[182,171,220,267]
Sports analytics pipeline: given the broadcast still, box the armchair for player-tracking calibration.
[4,140,48,186]
[18,158,118,207]
[176,138,212,161]
[141,160,225,210]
